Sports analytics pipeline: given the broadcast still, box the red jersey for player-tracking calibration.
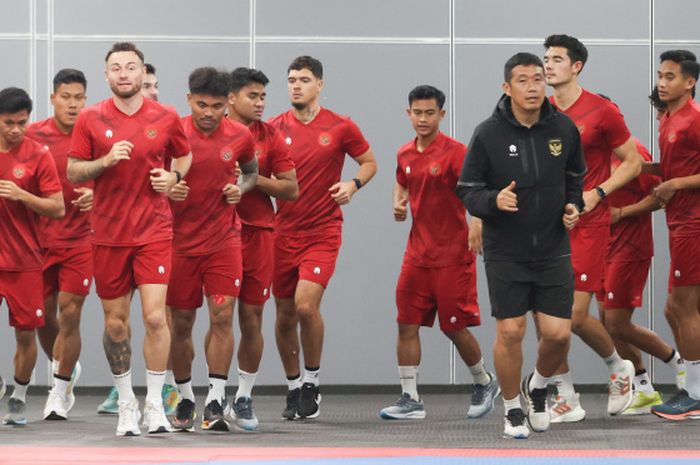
[69,98,190,246]
[0,137,62,271]
[26,118,92,248]
[606,139,660,262]
[268,108,370,235]
[237,120,295,230]
[550,89,631,226]
[396,133,472,267]
[659,98,700,234]
[171,117,255,256]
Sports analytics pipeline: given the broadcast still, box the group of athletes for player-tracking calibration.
[0,33,698,440]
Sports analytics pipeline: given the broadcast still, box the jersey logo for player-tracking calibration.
[668,132,677,142]
[318,133,331,146]
[430,165,440,176]
[313,266,321,275]
[158,265,165,275]
[285,136,292,145]
[508,144,519,157]
[577,124,585,134]
[235,278,241,287]
[548,138,563,157]
[13,166,25,179]
[145,128,158,139]
[36,309,44,318]
[105,129,113,139]
[221,149,233,162]
[607,292,614,301]
[405,166,411,175]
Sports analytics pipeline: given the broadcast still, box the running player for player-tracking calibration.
[67,42,192,436]
[379,85,499,420]
[0,87,64,425]
[544,34,641,420]
[26,69,91,420]
[227,67,298,430]
[269,56,377,419]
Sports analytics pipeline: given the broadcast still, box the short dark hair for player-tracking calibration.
[0,87,33,115]
[288,56,323,79]
[659,49,700,81]
[408,85,446,109]
[544,34,589,70]
[504,53,544,82]
[105,42,144,63]
[52,68,87,92]
[145,63,156,75]
[188,67,231,97]
[230,67,270,93]
[649,86,669,111]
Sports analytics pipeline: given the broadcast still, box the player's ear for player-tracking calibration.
[502,81,511,96]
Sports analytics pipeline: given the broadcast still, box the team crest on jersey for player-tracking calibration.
[12,165,25,179]
[285,136,292,145]
[318,133,331,146]
[430,165,440,176]
[668,132,677,142]
[548,138,563,157]
[576,124,585,134]
[221,149,233,162]
[105,129,113,139]
[145,128,157,139]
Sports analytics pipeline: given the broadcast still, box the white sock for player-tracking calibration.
[177,378,195,402]
[685,360,700,400]
[634,370,654,394]
[11,379,29,403]
[286,375,302,391]
[113,370,136,403]
[303,367,320,386]
[603,350,627,375]
[468,358,491,386]
[146,370,166,405]
[529,369,549,391]
[399,365,419,401]
[667,349,686,374]
[205,375,227,405]
[503,395,521,413]
[164,369,176,386]
[51,359,60,377]
[235,368,257,401]
[52,375,70,397]
[552,372,576,400]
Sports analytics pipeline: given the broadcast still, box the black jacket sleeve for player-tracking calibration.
[565,129,586,212]
[456,130,501,219]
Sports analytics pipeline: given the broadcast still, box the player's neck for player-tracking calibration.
[551,80,582,111]
[666,93,692,116]
[228,112,253,127]
[511,105,540,128]
[292,102,321,124]
[112,93,144,116]
[52,116,73,135]
[0,136,21,152]
[416,131,439,152]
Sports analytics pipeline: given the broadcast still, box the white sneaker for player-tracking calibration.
[43,388,68,420]
[116,399,141,437]
[64,361,82,413]
[503,408,530,439]
[549,394,586,423]
[143,400,173,434]
[520,375,549,432]
[0,376,6,401]
[608,360,634,415]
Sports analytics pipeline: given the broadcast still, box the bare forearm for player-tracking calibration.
[257,175,297,200]
[172,153,192,178]
[20,191,64,219]
[237,158,259,195]
[600,158,642,196]
[67,157,106,183]
[355,160,377,187]
[619,194,662,219]
[673,173,700,190]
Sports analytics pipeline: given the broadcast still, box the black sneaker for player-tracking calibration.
[201,399,229,431]
[171,398,196,432]
[297,383,321,419]
[282,388,301,420]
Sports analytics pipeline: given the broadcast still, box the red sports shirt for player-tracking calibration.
[396,132,473,267]
[268,108,370,235]
[550,89,631,226]
[0,137,62,271]
[659,98,700,234]
[237,120,295,230]
[171,116,255,256]
[69,98,190,246]
[27,118,92,248]
[606,139,660,262]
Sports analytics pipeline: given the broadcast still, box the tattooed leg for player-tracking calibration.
[103,331,131,375]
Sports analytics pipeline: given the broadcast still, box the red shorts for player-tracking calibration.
[92,240,172,300]
[240,226,273,305]
[669,234,700,287]
[570,225,609,293]
[272,231,342,299]
[395,262,481,332]
[597,259,651,310]
[167,240,242,310]
[43,245,93,298]
[0,270,45,330]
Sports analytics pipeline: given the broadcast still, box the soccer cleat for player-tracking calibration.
[297,382,321,419]
[230,397,259,431]
[379,393,426,420]
[64,361,82,413]
[142,400,173,434]
[43,388,68,420]
[3,398,27,426]
[651,390,700,420]
[622,391,663,415]
[161,383,180,416]
[503,408,530,439]
[468,373,501,419]
[608,359,635,415]
[282,388,301,420]
[0,376,6,402]
[116,399,141,436]
[201,399,229,431]
[549,393,586,423]
[171,398,196,432]
[520,374,549,432]
[97,386,119,414]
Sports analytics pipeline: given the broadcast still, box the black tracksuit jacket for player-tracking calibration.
[456,94,586,262]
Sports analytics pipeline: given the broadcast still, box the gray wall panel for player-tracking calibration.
[0,1,30,34]
[654,0,700,40]
[0,41,31,91]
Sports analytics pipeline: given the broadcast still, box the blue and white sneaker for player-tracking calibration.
[651,390,700,420]
[379,393,426,420]
[468,373,500,418]
[98,386,119,414]
[503,407,529,439]
[230,396,259,431]
[3,398,27,426]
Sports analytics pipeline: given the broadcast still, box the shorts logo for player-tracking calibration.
[668,132,677,143]
[607,292,614,301]
[548,138,563,157]
[675,269,681,278]
[285,137,292,145]
[580,273,588,282]
[105,129,113,139]
[508,144,519,157]
[450,316,457,324]
[405,166,411,175]
[145,128,157,139]
[221,149,233,162]
[12,166,25,179]
[36,309,43,318]
[83,278,89,287]
[430,165,440,176]
[313,266,321,275]
[263,288,268,296]
[577,124,585,134]
[235,278,241,287]
[318,133,331,146]
[158,265,165,275]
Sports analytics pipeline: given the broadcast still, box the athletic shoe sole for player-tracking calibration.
[202,418,230,431]
[652,409,700,420]
[379,410,427,420]
[44,411,67,421]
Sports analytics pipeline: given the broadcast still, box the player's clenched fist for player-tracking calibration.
[102,140,133,168]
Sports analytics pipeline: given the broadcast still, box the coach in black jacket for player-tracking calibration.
[456,52,585,439]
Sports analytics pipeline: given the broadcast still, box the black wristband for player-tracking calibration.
[173,170,182,183]
[352,178,362,190]
[595,186,606,199]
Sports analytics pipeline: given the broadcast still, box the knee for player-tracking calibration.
[570,314,587,334]
[210,306,233,332]
[604,319,627,341]
[295,300,319,321]
[540,328,570,349]
[498,326,525,347]
[15,329,36,348]
[60,306,82,330]
[104,314,129,340]
[143,311,167,334]
[240,312,262,337]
